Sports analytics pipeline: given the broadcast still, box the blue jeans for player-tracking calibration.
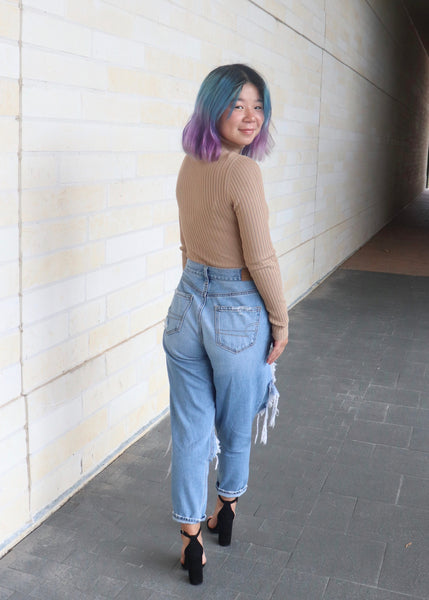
[163,260,279,524]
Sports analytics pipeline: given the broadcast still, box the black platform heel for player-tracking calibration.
[207,495,238,546]
[180,527,204,585]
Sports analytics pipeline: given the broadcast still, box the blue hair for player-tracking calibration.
[182,64,273,162]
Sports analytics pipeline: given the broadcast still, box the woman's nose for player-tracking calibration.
[243,108,256,120]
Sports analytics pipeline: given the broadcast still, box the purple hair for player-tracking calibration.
[182,64,274,162]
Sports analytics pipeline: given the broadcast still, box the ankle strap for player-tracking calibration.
[218,495,238,505]
[180,526,201,539]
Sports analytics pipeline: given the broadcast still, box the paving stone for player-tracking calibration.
[378,539,429,598]
[351,402,389,423]
[323,578,424,599]
[307,492,357,533]
[270,568,328,599]
[371,445,429,478]
[386,405,429,428]
[115,585,153,600]
[0,587,14,600]
[348,498,429,543]
[409,427,429,452]
[397,474,429,510]
[322,462,401,504]
[287,526,386,585]
[335,440,375,467]
[346,420,412,448]
[364,385,420,407]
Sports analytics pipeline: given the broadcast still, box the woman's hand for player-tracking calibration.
[266,338,288,365]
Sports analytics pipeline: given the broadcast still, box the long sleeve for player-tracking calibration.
[228,158,289,341]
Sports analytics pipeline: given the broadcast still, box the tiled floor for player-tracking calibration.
[1,193,429,599]
[341,190,429,276]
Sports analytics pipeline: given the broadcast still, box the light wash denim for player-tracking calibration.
[163,259,279,524]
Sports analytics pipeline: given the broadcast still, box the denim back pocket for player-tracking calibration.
[165,290,193,335]
[215,305,261,353]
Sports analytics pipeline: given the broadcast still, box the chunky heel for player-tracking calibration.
[207,496,238,547]
[180,527,203,585]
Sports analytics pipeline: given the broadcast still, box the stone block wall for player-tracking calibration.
[0,0,428,553]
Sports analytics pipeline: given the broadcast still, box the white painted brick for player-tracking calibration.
[22,277,85,324]
[0,331,19,370]
[23,0,65,16]
[88,314,130,356]
[0,296,19,335]
[0,119,19,152]
[21,154,57,189]
[0,462,28,509]
[130,296,170,336]
[0,396,25,434]
[22,217,88,257]
[0,154,18,190]
[66,0,134,37]
[28,396,82,454]
[30,409,108,483]
[107,274,164,319]
[86,256,146,299]
[0,191,18,227]
[0,226,18,261]
[82,91,140,123]
[23,10,92,56]
[0,363,21,408]
[93,31,145,68]
[0,263,19,302]
[133,17,201,59]
[0,492,30,551]
[0,40,19,78]
[23,333,88,393]
[22,185,106,221]
[105,328,157,376]
[28,355,105,422]
[69,299,106,337]
[82,365,136,418]
[30,453,81,516]
[22,243,105,290]
[22,46,107,90]
[23,314,69,360]
[0,428,27,476]
[89,205,152,240]
[0,2,20,40]
[24,121,175,153]
[108,178,165,207]
[22,84,81,119]
[109,383,148,425]
[59,153,136,184]
[105,226,164,263]
[0,78,19,116]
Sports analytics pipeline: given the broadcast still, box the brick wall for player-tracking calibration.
[1,0,428,553]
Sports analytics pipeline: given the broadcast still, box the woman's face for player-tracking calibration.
[218,83,264,151]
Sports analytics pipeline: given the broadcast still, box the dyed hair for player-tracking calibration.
[182,64,273,162]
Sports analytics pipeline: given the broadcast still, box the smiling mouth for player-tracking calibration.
[240,129,255,134]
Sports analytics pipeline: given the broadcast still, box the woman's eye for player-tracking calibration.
[255,105,263,110]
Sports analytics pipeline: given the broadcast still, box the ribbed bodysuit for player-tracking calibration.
[176,149,289,341]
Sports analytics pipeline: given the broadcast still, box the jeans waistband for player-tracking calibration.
[185,259,252,281]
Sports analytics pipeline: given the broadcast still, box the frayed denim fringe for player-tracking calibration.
[254,363,280,445]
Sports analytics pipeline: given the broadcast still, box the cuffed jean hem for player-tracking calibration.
[216,483,247,498]
[172,512,206,524]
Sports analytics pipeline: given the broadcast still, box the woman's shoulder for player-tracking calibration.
[224,152,263,187]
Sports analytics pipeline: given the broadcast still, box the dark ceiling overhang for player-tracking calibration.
[403,0,429,56]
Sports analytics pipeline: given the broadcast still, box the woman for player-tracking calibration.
[163,64,288,585]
